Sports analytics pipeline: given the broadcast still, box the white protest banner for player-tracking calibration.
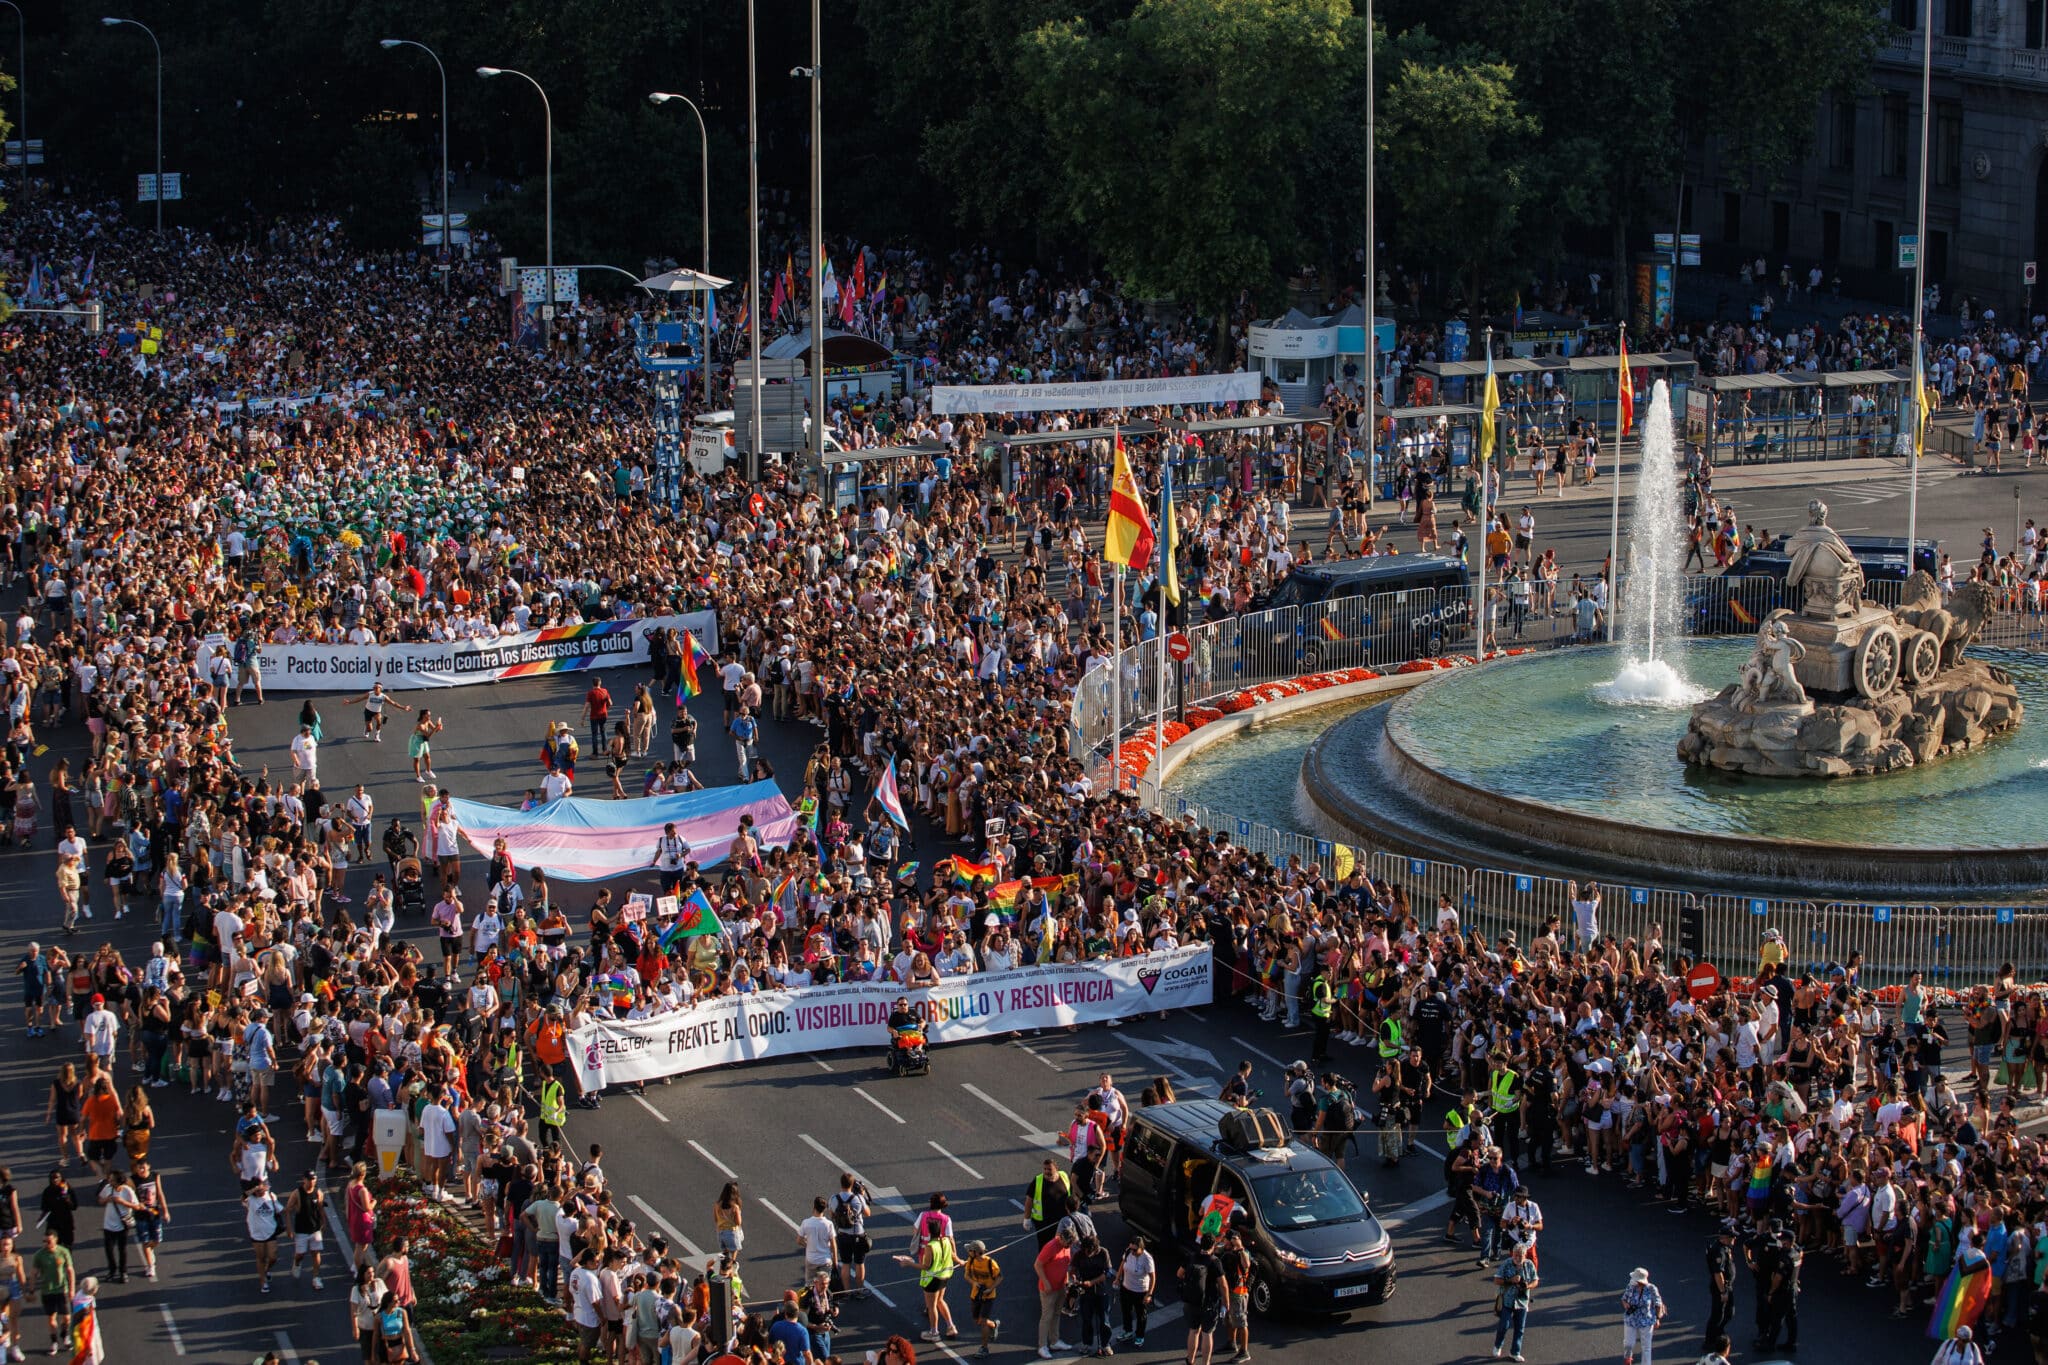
[569,945,1214,1089]
[929,372,1262,416]
[194,610,719,692]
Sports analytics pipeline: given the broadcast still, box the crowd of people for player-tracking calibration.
[4,178,2046,1365]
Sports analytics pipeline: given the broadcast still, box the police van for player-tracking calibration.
[1117,1100,1397,1316]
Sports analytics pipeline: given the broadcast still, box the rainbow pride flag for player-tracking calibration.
[942,856,997,886]
[1927,1251,1993,1340]
[675,629,708,702]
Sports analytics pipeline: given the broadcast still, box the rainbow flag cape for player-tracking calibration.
[1928,1252,1993,1340]
[894,861,920,884]
[675,629,711,702]
[67,1299,96,1365]
[769,873,796,907]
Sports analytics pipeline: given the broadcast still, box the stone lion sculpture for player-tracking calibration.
[1897,571,1999,670]
[1735,617,1807,711]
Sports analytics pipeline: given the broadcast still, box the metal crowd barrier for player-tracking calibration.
[1105,577,2048,987]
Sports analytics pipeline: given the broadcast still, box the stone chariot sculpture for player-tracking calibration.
[1679,500,2022,777]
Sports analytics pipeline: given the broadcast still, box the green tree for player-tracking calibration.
[1019,0,1359,357]
[1377,56,1536,311]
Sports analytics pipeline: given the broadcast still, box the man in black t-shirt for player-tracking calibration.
[1179,1236,1223,1365]
[1216,1231,1253,1363]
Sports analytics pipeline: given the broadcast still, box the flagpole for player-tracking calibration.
[1906,0,1932,555]
[1609,321,1626,644]
[1110,424,1124,795]
[1153,457,1171,811]
[1478,324,1492,656]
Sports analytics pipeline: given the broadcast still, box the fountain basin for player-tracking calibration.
[1288,641,2048,898]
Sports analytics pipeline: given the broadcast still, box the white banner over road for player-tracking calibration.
[195,611,719,692]
[929,372,1263,416]
[568,945,1214,1088]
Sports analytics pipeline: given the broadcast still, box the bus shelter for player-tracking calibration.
[1694,373,1824,465]
[824,442,945,512]
[1822,368,1911,460]
[1421,351,1696,446]
[1380,403,1483,500]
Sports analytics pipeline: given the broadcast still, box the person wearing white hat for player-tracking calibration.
[1620,1266,1664,1365]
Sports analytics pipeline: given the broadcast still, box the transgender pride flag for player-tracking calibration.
[446,780,801,881]
[875,757,909,829]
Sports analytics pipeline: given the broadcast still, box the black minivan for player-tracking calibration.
[1118,1100,1397,1315]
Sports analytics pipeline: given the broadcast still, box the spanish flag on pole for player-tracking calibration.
[1105,430,1156,569]
[1478,343,1501,465]
[1617,329,1636,438]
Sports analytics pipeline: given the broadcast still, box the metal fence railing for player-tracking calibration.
[1074,572,2048,988]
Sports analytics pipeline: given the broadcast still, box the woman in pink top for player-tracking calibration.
[345,1163,377,1269]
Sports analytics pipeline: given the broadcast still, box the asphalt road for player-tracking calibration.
[0,454,2028,1364]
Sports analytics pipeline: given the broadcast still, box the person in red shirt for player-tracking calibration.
[583,679,613,754]
[1035,1228,1074,1358]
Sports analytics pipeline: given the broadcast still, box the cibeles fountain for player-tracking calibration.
[1678,499,2023,777]
[1278,380,2048,898]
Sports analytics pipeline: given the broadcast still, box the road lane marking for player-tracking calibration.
[1413,1141,1445,1160]
[757,1196,804,1233]
[928,1141,984,1180]
[798,1134,912,1219]
[274,1331,301,1364]
[1228,1035,1295,1073]
[961,1083,1064,1149]
[158,1305,186,1355]
[630,1194,709,1259]
[1013,1040,1063,1071]
[854,1087,908,1124]
[810,1055,837,1072]
[688,1139,738,1179]
[632,1093,672,1123]
[1382,1190,1452,1227]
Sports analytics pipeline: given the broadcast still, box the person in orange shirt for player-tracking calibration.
[81,1077,124,1179]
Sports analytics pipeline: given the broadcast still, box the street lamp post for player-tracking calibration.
[100,17,162,233]
[648,90,713,409]
[477,66,552,335]
[794,0,824,486]
[381,38,450,296]
[745,0,762,482]
[0,2,25,201]
[1906,0,1933,552]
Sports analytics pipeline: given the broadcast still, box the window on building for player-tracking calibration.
[1772,201,1792,256]
[1882,96,1910,178]
[2030,0,2047,48]
[1927,229,1950,282]
[1934,101,1963,187]
[1874,219,1896,269]
[1829,96,1858,170]
[1723,192,1743,244]
[1893,0,1919,24]
[1944,0,1973,38]
[1822,210,1843,262]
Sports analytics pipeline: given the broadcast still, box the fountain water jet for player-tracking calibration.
[1599,379,1707,707]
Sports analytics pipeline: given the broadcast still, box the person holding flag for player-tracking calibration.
[870,756,911,833]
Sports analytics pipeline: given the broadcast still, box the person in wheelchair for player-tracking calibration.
[887,997,928,1073]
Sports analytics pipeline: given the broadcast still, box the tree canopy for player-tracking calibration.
[6,0,1885,312]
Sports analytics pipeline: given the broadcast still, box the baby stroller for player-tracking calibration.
[396,856,428,916]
